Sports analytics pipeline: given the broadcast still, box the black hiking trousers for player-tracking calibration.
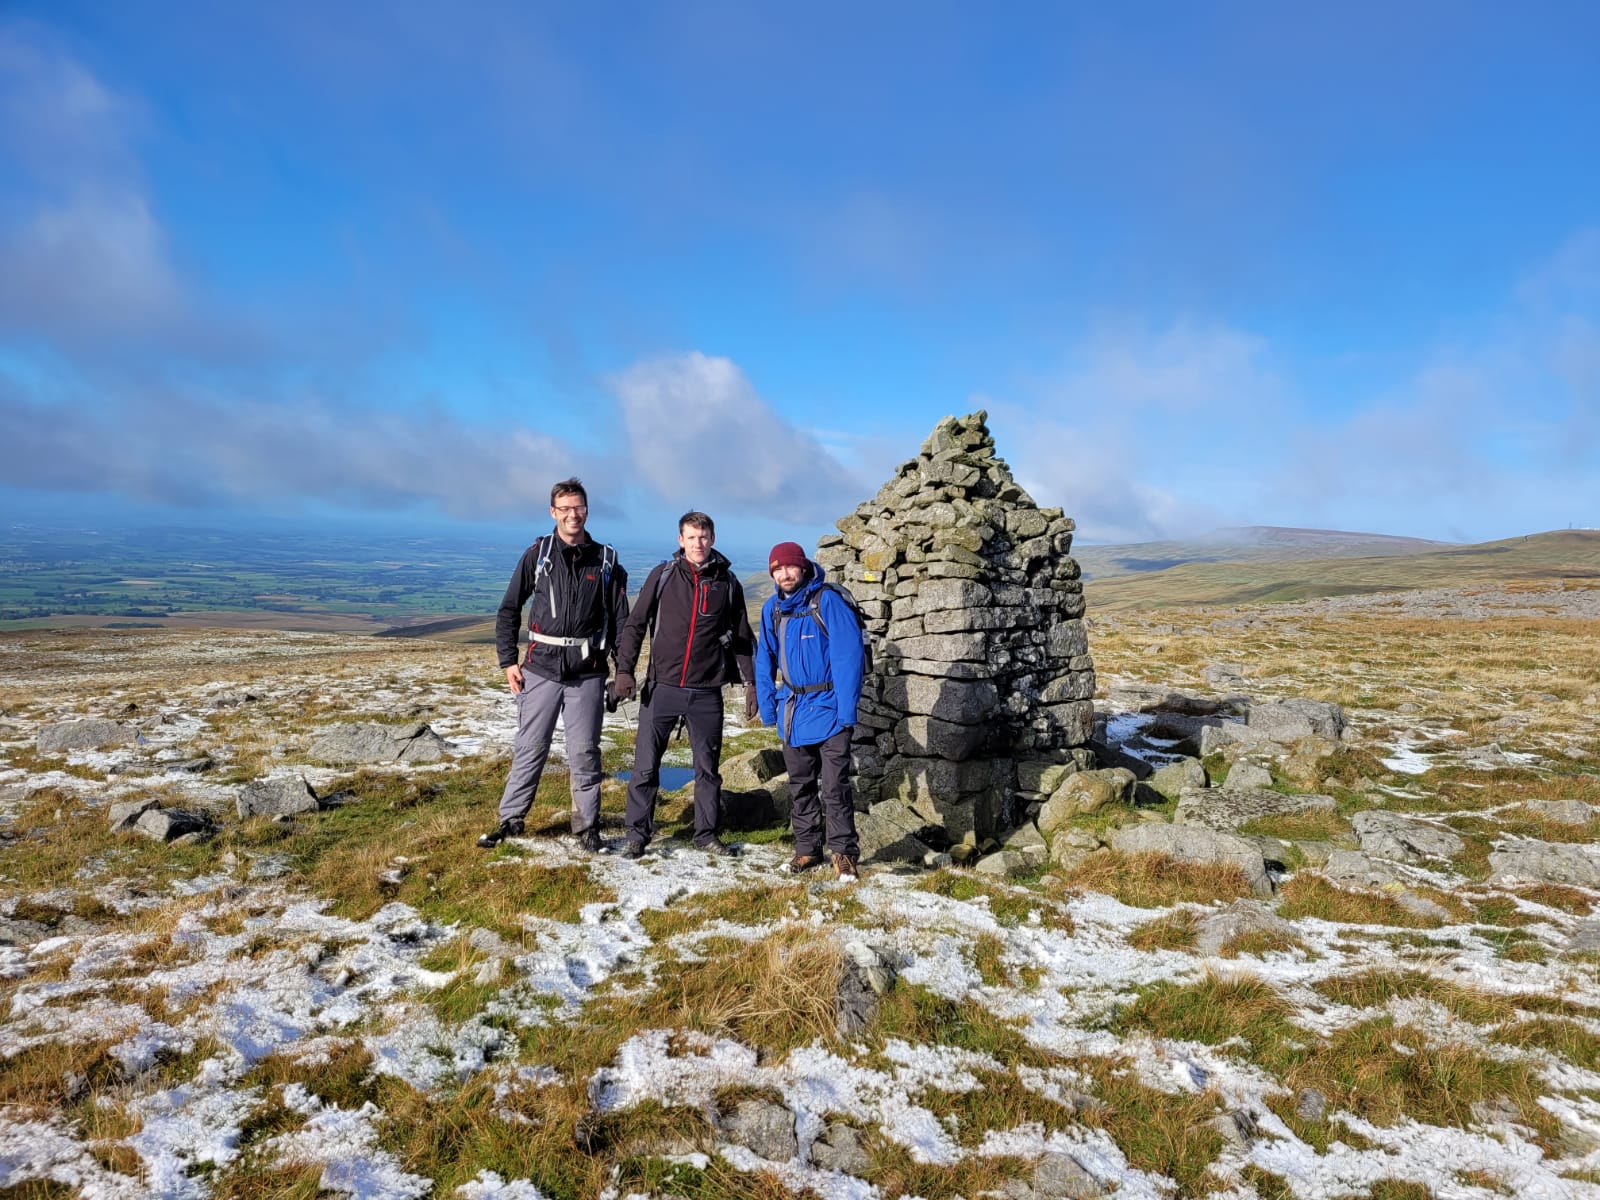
[625,682,725,848]
[783,726,860,859]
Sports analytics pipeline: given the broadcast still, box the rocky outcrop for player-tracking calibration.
[1490,841,1600,888]
[307,722,448,765]
[815,412,1094,843]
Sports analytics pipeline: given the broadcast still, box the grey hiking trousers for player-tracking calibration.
[497,673,605,833]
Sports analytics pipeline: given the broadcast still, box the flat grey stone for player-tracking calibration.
[1322,849,1406,888]
[1174,786,1335,833]
[1110,823,1271,897]
[1226,762,1274,790]
[37,719,138,754]
[975,850,1035,878]
[1194,899,1295,956]
[1522,799,1595,826]
[1034,1151,1103,1198]
[1351,811,1463,862]
[307,722,449,765]
[1491,841,1600,888]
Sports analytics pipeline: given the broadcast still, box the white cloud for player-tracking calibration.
[0,376,593,522]
[609,351,863,522]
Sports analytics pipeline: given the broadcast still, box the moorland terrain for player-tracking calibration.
[2,531,1600,1198]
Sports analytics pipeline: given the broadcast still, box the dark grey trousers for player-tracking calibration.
[497,673,604,833]
[783,726,859,858]
[624,682,724,847]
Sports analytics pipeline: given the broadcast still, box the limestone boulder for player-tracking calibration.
[238,776,321,819]
[1351,811,1463,863]
[1174,786,1336,833]
[1045,768,1136,818]
[134,807,214,843]
[721,747,786,791]
[1322,850,1406,888]
[108,797,160,832]
[1490,841,1600,888]
[1225,761,1274,790]
[1147,758,1207,804]
[307,722,449,765]
[721,1099,797,1162]
[1247,699,1345,743]
[37,719,138,755]
[1521,799,1595,826]
[857,800,938,864]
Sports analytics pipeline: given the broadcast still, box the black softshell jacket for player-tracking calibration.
[615,549,755,690]
[495,532,630,682]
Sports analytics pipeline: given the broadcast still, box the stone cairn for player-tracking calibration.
[813,411,1095,844]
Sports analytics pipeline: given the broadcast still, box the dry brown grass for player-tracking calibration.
[1313,970,1516,1024]
[1128,909,1199,952]
[1277,876,1445,929]
[1056,851,1255,909]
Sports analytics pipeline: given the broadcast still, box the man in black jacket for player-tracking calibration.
[611,510,756,858]
[480,477,629,852]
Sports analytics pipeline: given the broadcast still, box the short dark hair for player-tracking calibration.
[550,478,587,507]
[678,510,714,536]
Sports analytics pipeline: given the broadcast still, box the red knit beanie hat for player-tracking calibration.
[768,542,808,574]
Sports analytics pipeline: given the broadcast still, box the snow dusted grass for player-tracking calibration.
[4,607,1600,1197]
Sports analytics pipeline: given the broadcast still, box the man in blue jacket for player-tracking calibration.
[755,541,863,881]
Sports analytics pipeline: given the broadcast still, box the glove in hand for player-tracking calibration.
[743,683,759,721]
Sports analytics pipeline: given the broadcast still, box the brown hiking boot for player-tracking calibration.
[786,852,825,874]
[832,852,859,882]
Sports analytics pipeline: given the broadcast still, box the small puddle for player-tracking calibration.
[615,767,696,791]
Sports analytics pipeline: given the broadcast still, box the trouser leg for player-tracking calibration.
[817,727,860,858]
[624,684,680,847]
[563,675,605,833]
[782,741,825,856]
[685,687,725,844]
[498,676,565,823]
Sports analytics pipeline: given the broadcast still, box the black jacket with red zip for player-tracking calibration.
[615,549,755,690]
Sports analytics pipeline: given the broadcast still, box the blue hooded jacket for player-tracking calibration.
[755,562,864,748]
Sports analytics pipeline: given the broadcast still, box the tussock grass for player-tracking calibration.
[1057,851,1255,908]
[1128,908,1198,952]
[1242,1164,1294,1200]
[1237,809,1352,842]
[0,1032,134,1115]
[1490,1018,1600,1070]
[1277,876,1444,928]
[869,982,1053,1068]
[917,1066,1084,1147]
[864,1144,1032,1200]
[1077,1057,1225,1194]
[1285,1017,1557,1141]
[1510,882,1596,915]
[294,764,613,940]
[1218,926,1312,959]
[971,932,1009,986]
[637,883,810,941]
[1113,972,1305,1075]
[1313,970,1515,1024]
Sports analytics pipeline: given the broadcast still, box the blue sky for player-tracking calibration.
[1,1,1596,553]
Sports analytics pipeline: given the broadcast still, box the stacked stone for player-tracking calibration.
[813,411,1095,842]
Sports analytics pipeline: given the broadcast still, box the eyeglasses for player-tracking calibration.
[553,504,588,516]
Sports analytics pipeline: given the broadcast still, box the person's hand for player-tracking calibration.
[607,673,636,710]
[743,683,759,721]
[505,664,524,694]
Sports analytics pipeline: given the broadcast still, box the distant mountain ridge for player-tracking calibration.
[1076,526,1451,581]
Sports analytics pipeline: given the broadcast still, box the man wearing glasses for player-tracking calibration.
[481,477,629,853]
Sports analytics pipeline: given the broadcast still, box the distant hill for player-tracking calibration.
[1085,529,1600,610]
[1074,526,1449,581]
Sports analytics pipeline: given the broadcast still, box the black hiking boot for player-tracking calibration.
[477,817,524,849]
[579,826,604,854]
[622,840,646,860]
[696,837,737,858]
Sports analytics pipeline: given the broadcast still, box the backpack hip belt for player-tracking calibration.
[530,631,599,660]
